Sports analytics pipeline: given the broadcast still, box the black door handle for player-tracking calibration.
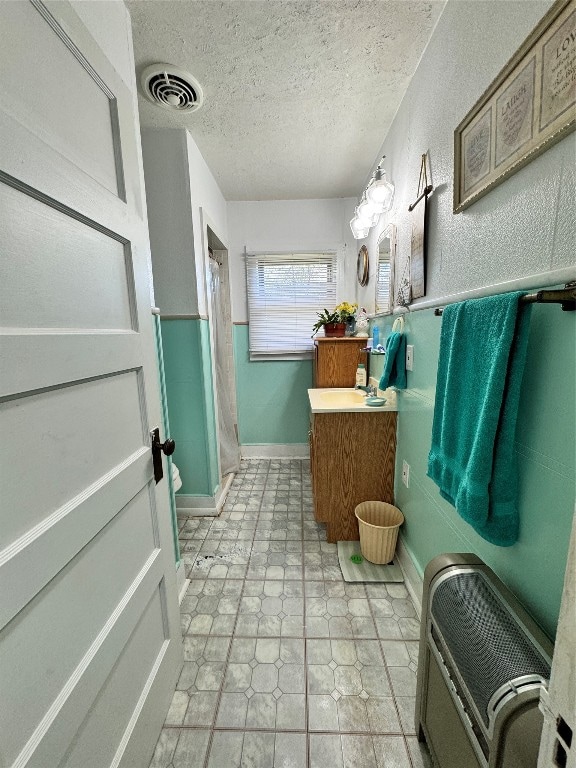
[150,427,176,483]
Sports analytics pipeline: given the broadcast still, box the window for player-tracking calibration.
[246,252,338,359]
[376,261,391,313]
[376,224,396,314]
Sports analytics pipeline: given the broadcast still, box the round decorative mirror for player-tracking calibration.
[357,245,369,286]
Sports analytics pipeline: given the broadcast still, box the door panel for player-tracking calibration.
[0,2,182,766]
[0,0,121,196]
[2,487,157,764]
[0,184,133,331]
[61,588,168,768]
[2,372,145,543]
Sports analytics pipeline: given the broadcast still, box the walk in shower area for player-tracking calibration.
[149,459,430,768]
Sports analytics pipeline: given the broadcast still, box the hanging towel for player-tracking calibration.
[379,332,407,390]
[427,292,532,546]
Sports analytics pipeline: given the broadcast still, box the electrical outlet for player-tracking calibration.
[406,344,414,371]
[402,460,410,488]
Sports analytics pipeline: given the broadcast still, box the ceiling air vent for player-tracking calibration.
[140,64,204,113]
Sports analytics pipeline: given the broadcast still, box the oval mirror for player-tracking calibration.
[357,245,369,287]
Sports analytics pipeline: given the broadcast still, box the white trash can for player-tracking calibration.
[355,501,404,564]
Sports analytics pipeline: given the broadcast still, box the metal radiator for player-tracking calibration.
[415,554,554,768]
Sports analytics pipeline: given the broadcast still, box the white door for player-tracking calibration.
[0,2,182,767]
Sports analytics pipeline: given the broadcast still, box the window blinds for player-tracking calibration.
[376,260,392,314]
[246,252,338,358]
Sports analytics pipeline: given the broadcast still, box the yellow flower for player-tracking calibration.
[335,302,358,320]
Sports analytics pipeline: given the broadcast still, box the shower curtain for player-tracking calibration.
[208,258,240,477]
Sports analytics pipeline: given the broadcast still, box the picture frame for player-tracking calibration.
[410,193,427,300]
[408,153,432,300]
[454,0,576,213]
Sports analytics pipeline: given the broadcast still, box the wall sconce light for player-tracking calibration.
[350,157,394,240]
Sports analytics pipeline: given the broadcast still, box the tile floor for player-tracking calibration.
[149,459,431,768]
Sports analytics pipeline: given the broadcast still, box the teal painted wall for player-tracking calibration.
[234,324,313,445]
[160,318,219,497]
[153,314,180,564]
[199,319,219,492]
[372,294,575,637]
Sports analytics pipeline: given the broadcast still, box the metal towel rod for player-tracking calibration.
[433,281,576,316]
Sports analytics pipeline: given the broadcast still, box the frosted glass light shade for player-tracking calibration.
[366,169,394,211]
[350,216,370,239]
[356,196,382,229]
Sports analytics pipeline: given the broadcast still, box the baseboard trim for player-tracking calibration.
[175,561,189,604]
[396,536,423,619]
[176,495,219,516]
[175,473,235,517]
[215,472,234,512]
[240,444,310,459]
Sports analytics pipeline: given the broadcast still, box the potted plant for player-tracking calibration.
[312,308,345,337]
[311,303,358,337]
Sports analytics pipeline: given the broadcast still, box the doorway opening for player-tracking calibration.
[206,227,240,485]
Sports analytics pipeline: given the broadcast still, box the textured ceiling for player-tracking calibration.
[127,0,445,200]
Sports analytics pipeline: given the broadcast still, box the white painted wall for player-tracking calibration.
[185,132,229,317]
[141,129,228,315]
[359,0,574,310]
[141,129,197,314]
[227,198,358,322]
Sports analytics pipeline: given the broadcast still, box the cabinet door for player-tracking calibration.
[316,340,367,387]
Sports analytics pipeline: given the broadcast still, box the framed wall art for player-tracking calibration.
[454,0,576,213]
[409,154,433,300]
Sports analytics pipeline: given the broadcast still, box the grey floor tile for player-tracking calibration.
[374,618,404,640]
[308,693,339,731]
[388,666,418,698]
[406,736,433,768]
[380,640,411,667]
[149,728,211,768]
[183,635,230,663]
[207,731,245,768]
[149,728,179,767]
[183,690,220,727]
[372,735,412,768]
[305,581,377,638]
[241,731,276,768]
[247,692,277,729]
[219,637,306,730]
[337,695,370,732]
[397,618,420,641]
[172,730,212,768]
[275,692,306,729]
[341,734,378,768]
[150,459,423,767]
[273,733,307,768]
[310,734,344,768]
[217,691,249,727]
[165,691,189,725]
[395,696,418,734]
[366,697,402,733]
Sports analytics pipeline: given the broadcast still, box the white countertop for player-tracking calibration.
[308,386,398,413]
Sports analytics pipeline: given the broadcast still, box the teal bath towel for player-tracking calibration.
[379,332,407,390]
[427,292,532,546]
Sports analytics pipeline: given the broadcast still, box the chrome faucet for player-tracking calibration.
[355,384,377,396]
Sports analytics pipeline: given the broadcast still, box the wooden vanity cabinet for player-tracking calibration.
[313,337,368,387]
[310,410,397,543]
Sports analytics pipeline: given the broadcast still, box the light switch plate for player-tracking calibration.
[406,345,414,371]
[402,460,410,488]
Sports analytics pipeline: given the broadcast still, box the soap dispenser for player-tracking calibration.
[355,363,366,388]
